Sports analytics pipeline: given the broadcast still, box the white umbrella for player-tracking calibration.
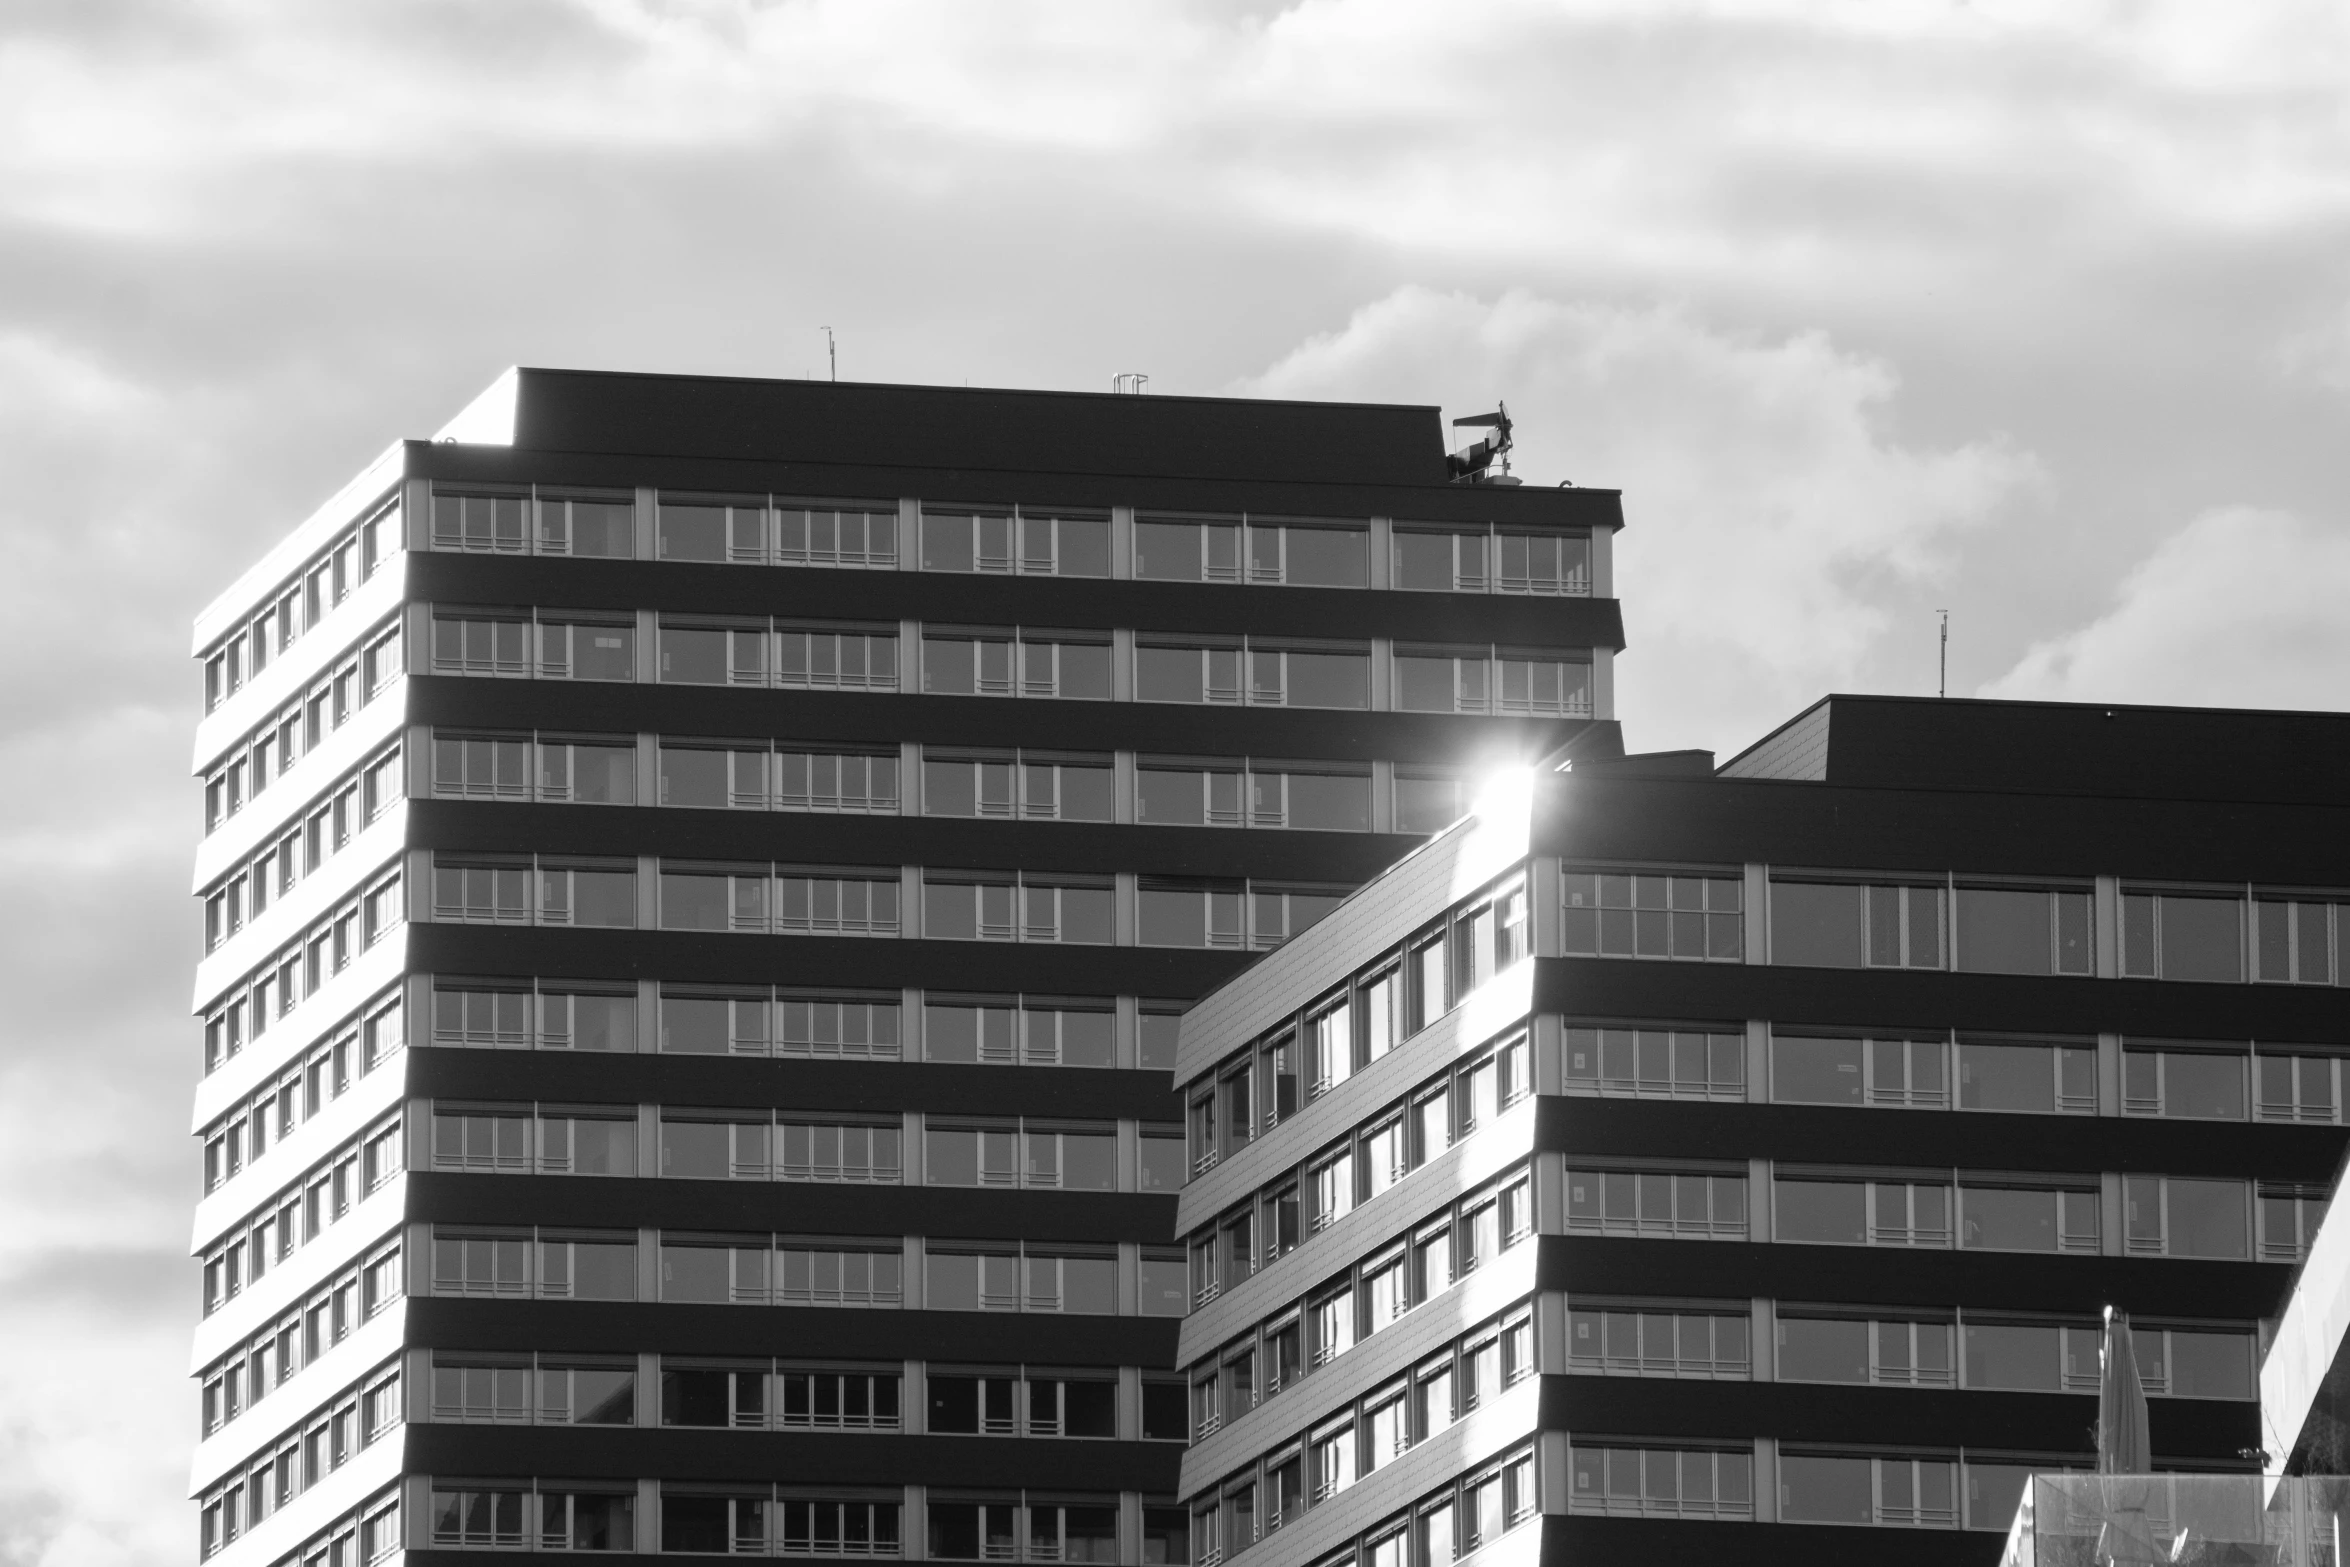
[2099,1306,2153,1474]
[2096,1307,2162,1565]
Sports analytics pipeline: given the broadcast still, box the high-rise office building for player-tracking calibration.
[1167,696,2350,1567]
[185,369,1625,1566]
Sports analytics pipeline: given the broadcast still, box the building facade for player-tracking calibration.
[1169,696,2350,1567]
[184,369,1626,1566]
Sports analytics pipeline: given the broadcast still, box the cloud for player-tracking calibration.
[1236,286,2041,750]
[0,1426,66,1567]
[1982,505,2350,709]
[0,1249,190,1322]
[0,5,2339,1562]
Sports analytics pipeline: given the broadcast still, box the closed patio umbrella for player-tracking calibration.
[2099,1307,2153,1474]
[2096,1308,2161,1566]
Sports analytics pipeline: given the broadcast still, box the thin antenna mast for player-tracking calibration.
[821,327,836,382]
[1938,610,1949,699]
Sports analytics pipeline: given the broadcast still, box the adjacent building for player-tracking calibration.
[184,368,1625,1566]
[1168,695,2350,1567]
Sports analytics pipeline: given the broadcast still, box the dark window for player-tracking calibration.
[1393,772,1467,834]
[2254,897,2341,985]
[1136,518,1239,582]
[1957,1040,2096,1114]
[1774,1180,1866,1244]
[1771,882,1863,967]
[1961,1322,2092,1393]
[1774,880,1945,969]
[928,1373,1016,1435]
[2125,1048,2247,1120]
[2123,891,2246,981]
[1778,1455,1874,1525]
[1961,1186,2097,1253]
[1772,1036,1863,1105]
[1776,1317,1868,1383]
[1138,1010,1183,1071]
[1270,770,1370,832]
[1143,1507,1189,1565]
[2158,1331,2255,1400]
[1142,1381,1187,1440]
[1280,650,1368,709]
[1954,887,2093,975]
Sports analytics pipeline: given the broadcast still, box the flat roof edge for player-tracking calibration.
[191,440,409,654]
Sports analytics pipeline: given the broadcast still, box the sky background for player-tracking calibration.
[4,1,2349,1560]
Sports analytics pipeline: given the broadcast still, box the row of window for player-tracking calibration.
[430,483,1596,597]
[1567,1297,2256,1400]
[201,617,403,832]
[200,1116,404,1315]
[428,1352,1188,1442]
[1585,864,2350,986]
[274,1488,400,1567]
[1194,1334,1532,1562]
[202,747,402,953]
[429,979,1184,1068]
[433,730,1479,836]
[197,1359,400,1558]
[430,1229,1191,1316]
[427,1482,1167,1562]
[1194,1303,1532,1487]
[431,1104,1186,1193]
[201,501,398,712]
[1195,1444,1535,1567]
[197,1239,404,1439]
[430,855,1351,951]
[201,879,404,1074]
[1190,1036,1533,1303]
[1569,1441,2075,1534]
[429,607,1595,717]
[1189,873,1529,1166]
[201,990,404,1190]
[1567,1162,2329,1262]
[1182,1170,1535,1429]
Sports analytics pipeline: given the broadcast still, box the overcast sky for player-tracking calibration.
[5,2,2349,1559]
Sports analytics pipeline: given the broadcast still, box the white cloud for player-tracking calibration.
[1236,286,2041,751]
[1982,505,2350,710]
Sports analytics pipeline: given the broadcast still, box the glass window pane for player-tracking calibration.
[1285,773,1369,832]
[1772,1036,1864,1104]
[2166,1178,2249,1258]
[1772,883,1864,967]
[1962,1188,2060,1252]
[1955,888,2053,974]
[1393,531,1457,591]
[1137,647,1205,703]
[2166,1331,2253,1400]
[2161,896,2244,982]
[1958,1042,2057,1113]
[1777,1318,1867,1383]
[661,627,728,684]
[1779,1455,1874,1525]
[1284,527,1367,587]
[1135,522,1202,581]
[1286,652,1367,710]
[1775,1180,1865,1244]
[1964,1323,2061,1390]
[2162,1052,2247,1120]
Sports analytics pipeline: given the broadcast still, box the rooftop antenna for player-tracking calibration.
[1448,403,1516,484]
[821,327,836,383]
[1938,610,1949,698]
[1111,373,1149,395]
